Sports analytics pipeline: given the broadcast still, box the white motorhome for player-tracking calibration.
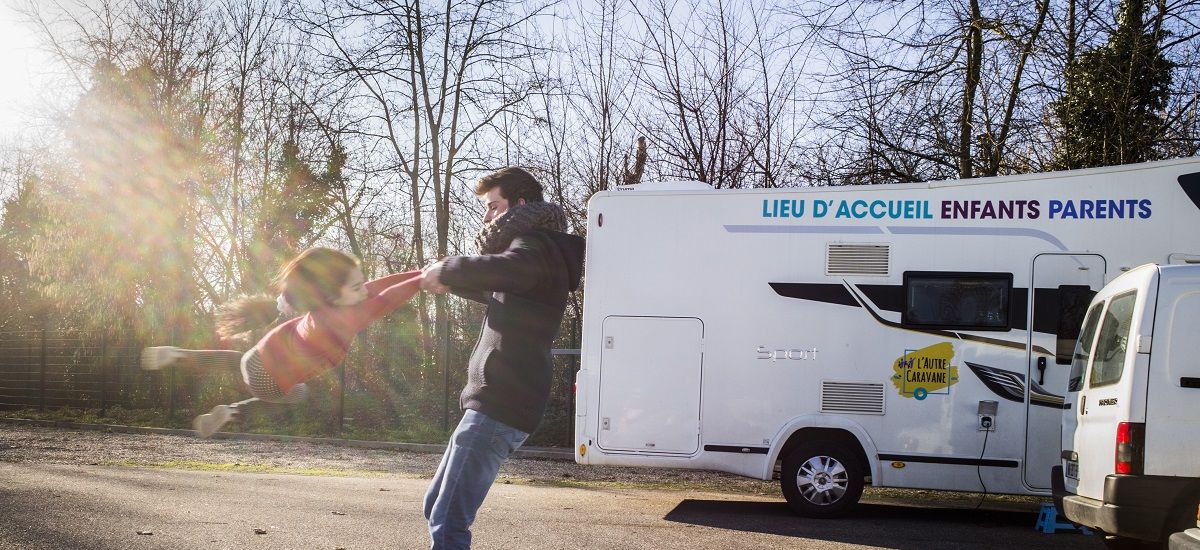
[573,158,1200,517]
[1056,263,1200,545]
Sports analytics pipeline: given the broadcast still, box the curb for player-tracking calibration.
[0,416,572,461]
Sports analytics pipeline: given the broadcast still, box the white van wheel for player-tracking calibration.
[781,440,864,518]
[1099,534,1155,549]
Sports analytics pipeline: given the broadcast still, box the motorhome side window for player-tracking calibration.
[1089,291,1137,388]
[902,272,1012,331]
[1069,303,1104,392]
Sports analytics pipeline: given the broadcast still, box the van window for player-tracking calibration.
[902,272,1012,331]
[1056,285,1097,365]
[1069,303,1103,391]
[1089,292,1137,388]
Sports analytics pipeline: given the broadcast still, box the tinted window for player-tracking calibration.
[1056,285,1097,365]
[903,272,1012,331]
[1089,292,1137,388]
[1069,304,1103,392]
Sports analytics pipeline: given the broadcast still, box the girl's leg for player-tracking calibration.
[240,350,309,404]
[193,350,309,439]
[141,347,243,372]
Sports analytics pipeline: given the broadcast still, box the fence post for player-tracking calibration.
[25,338,33,409]
[337,362,346,437]
[167,327,177,420]
[99,332,108,416]
[167,365,175,419]
[441,304,450,433]
[570,320,579,433]
[39,322,47,412]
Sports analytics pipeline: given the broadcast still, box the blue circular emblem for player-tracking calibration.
[913,387,928,400]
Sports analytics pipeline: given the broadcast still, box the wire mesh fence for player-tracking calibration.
[0,323,580,447]
[0,330,167,413]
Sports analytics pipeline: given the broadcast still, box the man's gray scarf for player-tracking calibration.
[475,201,568,255]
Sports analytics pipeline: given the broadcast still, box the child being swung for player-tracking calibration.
[143,247,422,437]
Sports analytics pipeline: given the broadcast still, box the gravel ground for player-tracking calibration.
[0,421,1046,511]
[0,421,780,496]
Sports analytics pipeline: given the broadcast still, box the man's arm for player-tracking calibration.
[433,235,544,294]
[449,287,490,304]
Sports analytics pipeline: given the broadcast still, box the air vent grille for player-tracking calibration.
[821,380,886,415]
[826,243,890,276]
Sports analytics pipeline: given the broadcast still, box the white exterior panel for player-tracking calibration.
[1145,269,1200,477]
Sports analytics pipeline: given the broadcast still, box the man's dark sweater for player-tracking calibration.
[438,228,585,433]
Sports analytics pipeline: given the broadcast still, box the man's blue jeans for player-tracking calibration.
[424,409,529,549]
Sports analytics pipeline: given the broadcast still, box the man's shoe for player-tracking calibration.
[140,346,183,371]
[192,404,239,438]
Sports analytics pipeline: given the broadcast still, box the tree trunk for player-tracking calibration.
[959,0,983,179]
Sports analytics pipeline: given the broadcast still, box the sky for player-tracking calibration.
[0,4,59,144]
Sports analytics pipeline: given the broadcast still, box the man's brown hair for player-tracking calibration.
[474,167,544,203]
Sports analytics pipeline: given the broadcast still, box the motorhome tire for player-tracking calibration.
[781,439,865,518]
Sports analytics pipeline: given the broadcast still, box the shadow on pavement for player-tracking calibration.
[663,500,1100,550]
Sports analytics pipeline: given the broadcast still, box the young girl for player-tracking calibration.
[141,247,423,438]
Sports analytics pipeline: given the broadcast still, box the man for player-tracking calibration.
[420,167,585,549]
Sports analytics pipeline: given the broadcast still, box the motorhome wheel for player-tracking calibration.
[781,440,865,518]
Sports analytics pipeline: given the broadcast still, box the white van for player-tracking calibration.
[1056,263,1200,545]
[574,158,1200,517]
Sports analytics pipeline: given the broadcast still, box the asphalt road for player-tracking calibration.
[0,462,1102,550]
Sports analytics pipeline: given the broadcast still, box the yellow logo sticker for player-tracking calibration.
[891,342,959,400]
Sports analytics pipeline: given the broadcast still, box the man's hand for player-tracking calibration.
[421,260,450,294]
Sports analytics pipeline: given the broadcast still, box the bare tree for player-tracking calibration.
[629,0,754,188]
[290,0,554,402]
[787,1,1064,182]
[621,136,648,185]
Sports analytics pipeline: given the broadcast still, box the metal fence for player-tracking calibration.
[0,326,580,447]
[0,330,168,413]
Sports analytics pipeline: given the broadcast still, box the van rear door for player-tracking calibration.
[1067,288,1143,500]
[1062,302,1103,493]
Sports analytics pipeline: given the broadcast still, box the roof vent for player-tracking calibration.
[821,380,886,415]
[826,243,890,277]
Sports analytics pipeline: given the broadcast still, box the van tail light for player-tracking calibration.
[1115,422,1145,475]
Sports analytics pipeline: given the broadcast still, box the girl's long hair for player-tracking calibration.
[216,295,280,341]
[215,247,360,340]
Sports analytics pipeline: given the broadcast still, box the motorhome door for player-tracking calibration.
[1026,253,1105,490]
